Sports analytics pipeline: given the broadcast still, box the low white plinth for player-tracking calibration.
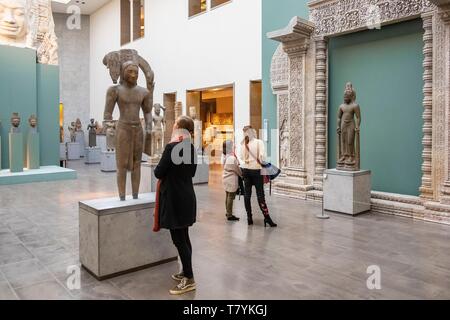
[67,142,80,160]
[101,151,116,172]
[323,169,372,215]
[79,193,178,280]
[85,147,101,164]
[193,155,209,185]
[75,132,85,157]
[59,143,67,160]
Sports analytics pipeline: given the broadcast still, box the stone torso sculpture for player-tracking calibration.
[87,119,97,147]
[337,83,361,171]
[10,113,20,133]
[75,118,82,132]
[189,106,202,153]
[151,103,165,158]
[28,114,37,133]
[68,122,76,142]
[104,58,154,201]
[105,121,116,151]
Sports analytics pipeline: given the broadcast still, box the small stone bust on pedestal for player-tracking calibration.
[29,114,38,133]
[87,118,97,148]
[10,112,20,133]
[27,114,40,169]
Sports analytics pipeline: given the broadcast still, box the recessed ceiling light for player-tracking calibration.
[52,0,72,4]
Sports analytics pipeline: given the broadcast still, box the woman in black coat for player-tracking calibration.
[154,115,197,295]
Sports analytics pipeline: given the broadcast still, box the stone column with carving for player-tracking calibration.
[313,37,328,190]
[420,12,434,200]
[267,17,315,196]
[437,4,450,204]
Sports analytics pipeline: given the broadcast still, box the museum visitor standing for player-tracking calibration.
[154,116,198,295]
[222,140,242,222]
[239,126,277,227]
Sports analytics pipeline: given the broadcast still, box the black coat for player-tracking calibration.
[154,140,197,230]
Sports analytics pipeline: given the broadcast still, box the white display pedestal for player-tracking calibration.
[193,155,209,185]
[75,131,85,157]
[85,147,101,164]
[67,142,81,160]
[79,193,177,280]
[101,151,116,172]
[97,134,107,152]
[59,143,67,160]
[323,169,372,215]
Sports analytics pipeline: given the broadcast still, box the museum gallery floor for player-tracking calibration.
[0,161,449,300]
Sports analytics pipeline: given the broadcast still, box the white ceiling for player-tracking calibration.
[51,0,111,15]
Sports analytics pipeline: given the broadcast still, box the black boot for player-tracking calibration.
[247,214,253,226]
[264,215,277,228]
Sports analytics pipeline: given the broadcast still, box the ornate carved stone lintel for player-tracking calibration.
[309,0,436,37]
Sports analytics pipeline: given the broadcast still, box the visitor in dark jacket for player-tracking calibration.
[154,115,198,295]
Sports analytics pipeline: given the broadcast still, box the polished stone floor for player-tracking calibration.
[0,160,449,300]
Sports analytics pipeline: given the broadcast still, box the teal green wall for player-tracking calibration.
[0,46,37,169]
[328,20,423,196]
[37,64,60,166]
[0,45,60,169]
[262,0,309,165]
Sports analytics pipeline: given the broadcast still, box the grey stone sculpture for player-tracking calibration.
[10,113,20,133]
[103,49,154,201]
[68,122,76,142]
[151,103,165,158]
[337,82,361,171]
[189,106,202,153]
[87,118,97,147]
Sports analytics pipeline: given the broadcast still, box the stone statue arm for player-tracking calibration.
[355,105,361,132]
[104,86,118,121]
[337,106,343,134]
[142,91,153,134]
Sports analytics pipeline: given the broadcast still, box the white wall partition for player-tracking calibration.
[90,0,262,144]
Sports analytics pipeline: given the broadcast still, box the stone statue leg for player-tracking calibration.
[116,124,129,201]
[346,121,355,165]
[131,127,144,199]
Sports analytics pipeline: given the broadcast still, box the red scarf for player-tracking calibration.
[153,136,185,232]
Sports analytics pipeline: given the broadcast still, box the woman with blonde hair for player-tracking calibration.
[239,126,277,227]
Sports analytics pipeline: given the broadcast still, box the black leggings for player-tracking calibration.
[170,228,193,279]
[242,169,269,218]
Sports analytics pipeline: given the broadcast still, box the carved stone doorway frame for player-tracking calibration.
[268,0,450,224]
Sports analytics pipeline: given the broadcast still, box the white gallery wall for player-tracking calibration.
[89,0,262,145]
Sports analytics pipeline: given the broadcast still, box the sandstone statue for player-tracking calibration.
[189,106,202,153]
[75,118,83,132]
[87,118,97,147]
[10,112,20,133]
[337,82,361,171]
[103,49,154,201]
[28,114,37,133]
[151,103,165,158]
[0,0,58,65]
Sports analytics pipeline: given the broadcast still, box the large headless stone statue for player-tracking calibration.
[0,0,58,65]
[103,49,154,201]
[151,103,165,158]
[189,106,202,153]
[337,82,361,171]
